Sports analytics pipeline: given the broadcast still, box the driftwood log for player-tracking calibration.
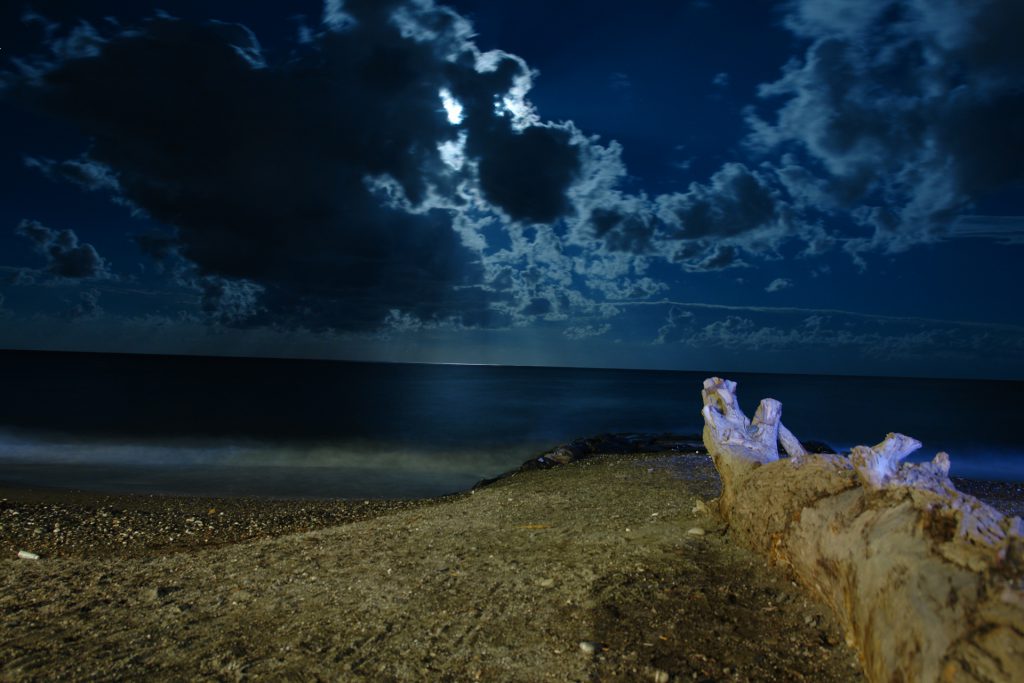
[701,377,1024,682]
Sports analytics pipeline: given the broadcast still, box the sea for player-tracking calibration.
[0,350,1021,499]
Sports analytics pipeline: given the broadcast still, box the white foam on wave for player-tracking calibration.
[0,429,534,473]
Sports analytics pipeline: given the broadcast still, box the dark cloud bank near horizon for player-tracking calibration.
[1,0,1022,376]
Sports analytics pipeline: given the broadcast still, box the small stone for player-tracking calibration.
[686,527,705,536]
[143,586,173,600]
[692,500,708,514]
[579,640,601,655]
[652,668,670,683]
[17,550,40,560]
[538,578,555,588]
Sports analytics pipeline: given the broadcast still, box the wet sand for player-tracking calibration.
[1,452,1020,681]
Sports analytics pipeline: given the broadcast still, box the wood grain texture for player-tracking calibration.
[701,377,1024,682]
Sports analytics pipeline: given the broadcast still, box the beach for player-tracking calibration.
[1,451,1020,681]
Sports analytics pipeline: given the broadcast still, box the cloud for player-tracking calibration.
[4,1,591,332]
[8,0,843,334]
[712,72,729,88]
[24,156,122,193]
[657,163,783,240]
[15,219,113,280]
[563,323,611,340]
[654,306,693,345]
[9,0,1017,349]
[565,0,1024,269]
[378,307,468,337]
[470,123,581,224]
[684,244,747,271]
[655,307,1024,367]
[587,207,656,254]
[67,287,102,319]
[948,215,1024,245]
[765,277,792,293]
[651,162,816,268]
[747,0,1024,254]
[608,71,632,92]
[196,276,265,325]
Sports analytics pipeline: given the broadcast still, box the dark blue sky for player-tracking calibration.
[1,0,1022,378]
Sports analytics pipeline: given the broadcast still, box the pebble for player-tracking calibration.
[1,495,430,560]
[143,586,173,600]
[686,527,705,536]
[692,500,708,514]
[651,668,670,683]
[579,640,601,655]
[17,550,40,560]
[538,578,555,588]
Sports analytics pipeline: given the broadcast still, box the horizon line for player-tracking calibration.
[1,345,1020,384]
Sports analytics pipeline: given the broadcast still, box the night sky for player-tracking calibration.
[1,0,1022,378]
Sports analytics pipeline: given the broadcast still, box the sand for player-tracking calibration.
[1,451,1019,681]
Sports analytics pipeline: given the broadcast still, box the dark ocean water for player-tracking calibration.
[0,350,1021,498]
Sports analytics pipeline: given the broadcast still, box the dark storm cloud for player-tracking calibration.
[657,163,783,240]
[471,124,580,224]
[563,0,1024,272]
[559,0,1024,272]
[442,47,583,223]
[5,1,586,331]
[588,208,654,253]
[15,219,112,279]
[644,163,798,269]
[748,0,1024,255]
[565,142,779,277]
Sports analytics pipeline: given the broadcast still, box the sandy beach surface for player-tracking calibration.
[1,451,1020,682]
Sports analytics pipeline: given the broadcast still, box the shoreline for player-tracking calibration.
[3,451,868,681]
[2,454,1021,561]
[0,484,452,560]
[2,451,1022,680]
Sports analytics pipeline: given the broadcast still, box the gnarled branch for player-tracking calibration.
[700,377,1024,682]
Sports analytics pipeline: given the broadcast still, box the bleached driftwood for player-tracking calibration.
[701,377,1024,682]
